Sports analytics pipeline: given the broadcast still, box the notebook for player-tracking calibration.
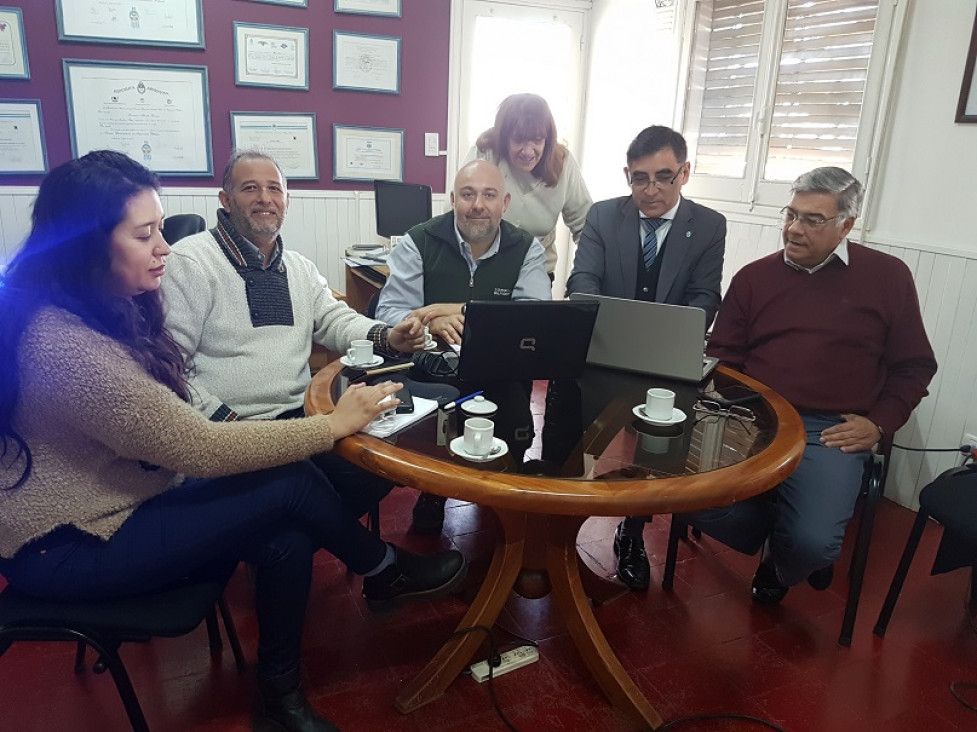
[568,293,718,382]
[457,300,599,382]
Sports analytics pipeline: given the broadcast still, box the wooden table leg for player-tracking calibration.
[394,511,527,714]
[546,516,665,730]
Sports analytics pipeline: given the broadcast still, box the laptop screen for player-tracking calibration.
[458,301,599,382]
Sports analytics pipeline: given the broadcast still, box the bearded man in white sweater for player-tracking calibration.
[161,150,426,558]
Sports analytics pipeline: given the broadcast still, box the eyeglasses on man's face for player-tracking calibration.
[780,207,845,229]
[628,165,685,191]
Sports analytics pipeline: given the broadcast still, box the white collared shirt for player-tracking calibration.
[638,197,682,250]
[784,238,850,274]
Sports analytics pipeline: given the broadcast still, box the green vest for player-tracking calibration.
[407,212,534,305]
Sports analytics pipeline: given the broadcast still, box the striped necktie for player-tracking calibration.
[642,217,666,270]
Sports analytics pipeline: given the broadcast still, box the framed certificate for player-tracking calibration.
[0,100,47,174]
[0,7,29,79]
[63,60,212,176]
[333,31,401,95]
[335,0,401,17]
[244,0,308,6]
[231,112,318,180]
[234,22,309,90]
[333,124,403,182]
[55,0,204,49]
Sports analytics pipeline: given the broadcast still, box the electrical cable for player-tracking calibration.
[658,713,786,730]
[450,624,520,732]
[891,443,972,453]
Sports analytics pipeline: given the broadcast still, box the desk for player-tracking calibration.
[306,363,804,729]
[344,262,387,314]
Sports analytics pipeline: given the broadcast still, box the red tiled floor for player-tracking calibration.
[4,387,977,730]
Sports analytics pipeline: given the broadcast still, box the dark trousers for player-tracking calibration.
[2,459,391,681]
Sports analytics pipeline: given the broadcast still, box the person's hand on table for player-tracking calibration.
[412,303,463,322]
[330,381,402,439]
[387,315,425,352]
[819,413,880,453]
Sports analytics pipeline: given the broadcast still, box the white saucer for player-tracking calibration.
[448,436,509,462]
[632,405,687,426]
[423,340,438,351]
[340,354,384,368]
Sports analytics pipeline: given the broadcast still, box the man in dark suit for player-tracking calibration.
[566,125,726,590]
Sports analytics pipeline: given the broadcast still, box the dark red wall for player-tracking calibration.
[0,1,450,191]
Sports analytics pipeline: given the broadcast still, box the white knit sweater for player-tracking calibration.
[161,230,376,420]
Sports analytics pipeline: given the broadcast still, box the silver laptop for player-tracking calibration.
[569,293,718,382]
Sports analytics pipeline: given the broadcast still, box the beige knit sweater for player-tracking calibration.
[0,307,337,558]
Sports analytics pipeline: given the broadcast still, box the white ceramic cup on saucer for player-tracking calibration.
[645,388,675,421]
[463,417,494,457]
[347,339,373,366]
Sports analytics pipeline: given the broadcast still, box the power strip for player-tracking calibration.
[469,645,539,683]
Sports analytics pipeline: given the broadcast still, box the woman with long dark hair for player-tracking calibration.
[0,150,465,732]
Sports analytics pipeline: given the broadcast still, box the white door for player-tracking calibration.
[450,1,588,293]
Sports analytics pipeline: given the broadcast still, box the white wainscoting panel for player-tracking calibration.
[2,185,974,508]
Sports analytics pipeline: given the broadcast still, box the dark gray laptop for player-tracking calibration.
[569,293,718,382]
[458,300,599,382]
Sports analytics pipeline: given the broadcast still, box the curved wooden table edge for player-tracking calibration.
[306,362,806,515]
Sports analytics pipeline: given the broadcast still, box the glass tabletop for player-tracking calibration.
[350,365,776,482]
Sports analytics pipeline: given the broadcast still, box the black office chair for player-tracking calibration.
[662,437,890,646]
[0,567,245,732]
[874,465,977,638]
[161,213,207,245]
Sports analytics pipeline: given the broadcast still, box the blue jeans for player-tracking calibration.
[1,459,390,680]
[683,414,870,586]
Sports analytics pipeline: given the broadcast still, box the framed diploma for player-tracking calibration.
[234,22,309,90]
[243,0,308,6]
[0,100,47,174]
[334,0,401,17]
[333,31,401,95]
[63,60,213,177]
[231,112,318,180]
[333,124,403,182]
[0,7,28,79]
[55,0,204,49]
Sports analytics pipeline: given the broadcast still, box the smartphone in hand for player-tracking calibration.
[395,386,414,414]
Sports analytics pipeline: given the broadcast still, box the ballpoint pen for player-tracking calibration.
[442,390,484,412]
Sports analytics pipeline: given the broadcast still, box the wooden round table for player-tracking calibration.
[306,362,804,730]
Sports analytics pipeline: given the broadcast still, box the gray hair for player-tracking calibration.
[790,167,863,221]
[221,149,286,192]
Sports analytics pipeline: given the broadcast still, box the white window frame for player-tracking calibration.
[677,0,908,220]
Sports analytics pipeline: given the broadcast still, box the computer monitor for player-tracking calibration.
[374,179,433,238]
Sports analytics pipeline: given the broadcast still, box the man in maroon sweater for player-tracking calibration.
[691,166,937,604]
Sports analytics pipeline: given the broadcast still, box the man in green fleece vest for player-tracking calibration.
[377,160,551,533]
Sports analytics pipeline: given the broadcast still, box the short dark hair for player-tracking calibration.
[626,126,688,166]
[222,149,286,192]
[0,150,187,490]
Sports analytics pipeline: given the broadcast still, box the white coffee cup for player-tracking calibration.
[645,388,675,421]
[463,417,494,456]
[347,339,373,366]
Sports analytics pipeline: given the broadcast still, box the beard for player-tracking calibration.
[457,216,494,244]
[228,204,282,241]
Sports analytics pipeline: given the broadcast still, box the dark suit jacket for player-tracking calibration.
[566,195,726,327]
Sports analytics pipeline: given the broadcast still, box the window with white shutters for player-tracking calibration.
[681,0,901,210]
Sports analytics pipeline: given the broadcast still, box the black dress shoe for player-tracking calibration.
[613,522,650,591]
[410,493,447,534]
[362,545,467,610]
[253,672,339,732]
[806,564,834,591]
[751,561,788,605]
